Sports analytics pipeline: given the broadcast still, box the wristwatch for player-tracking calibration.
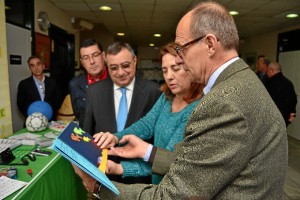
[92,182,102,199]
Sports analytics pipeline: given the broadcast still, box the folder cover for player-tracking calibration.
[51,121,119,195]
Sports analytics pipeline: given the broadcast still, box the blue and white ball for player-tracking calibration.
[26,112,48,132]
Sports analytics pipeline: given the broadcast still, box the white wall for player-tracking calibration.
[279,51,300,140]
[239,25,300,63]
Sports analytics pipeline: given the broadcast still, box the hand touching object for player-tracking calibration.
[93,132,118,148]
[108,134,150,159]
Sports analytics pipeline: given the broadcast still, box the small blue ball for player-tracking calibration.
[27,101,53,120]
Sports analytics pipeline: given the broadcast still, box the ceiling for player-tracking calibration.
[49,0,300,47]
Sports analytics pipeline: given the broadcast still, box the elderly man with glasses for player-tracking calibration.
[74,1,287,199]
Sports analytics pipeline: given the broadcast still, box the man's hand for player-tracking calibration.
[108,134,150,159]
[105,160,123,175]
[72,164,97,193]
[93,132,118,148]
[289,113,296,123]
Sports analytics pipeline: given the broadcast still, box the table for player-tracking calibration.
[1,129,87,200]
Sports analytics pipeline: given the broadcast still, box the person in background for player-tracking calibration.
[17,55,60,121]
[82,41,161,185]
[266,61,297,126]
[93,42,203,184]
[74,1,287,199]
[69,39,108,127]
[256,54,270,85]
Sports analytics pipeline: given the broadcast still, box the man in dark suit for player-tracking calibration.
[69,39,108,127]
[83,42,161,184]
[266,62,297,126]
[17,55,60,121]
[256,55,270,85]
[75,2,287,199]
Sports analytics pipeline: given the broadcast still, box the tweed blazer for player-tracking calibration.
[100,58,288,200]
[17,76,60,120]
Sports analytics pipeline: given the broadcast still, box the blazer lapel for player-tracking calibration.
[126,77,145,127]
[103,79,118,131]
[31,76,42,100]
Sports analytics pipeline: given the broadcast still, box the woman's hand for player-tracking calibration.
[93,132,119,148]
[105,160,123,175]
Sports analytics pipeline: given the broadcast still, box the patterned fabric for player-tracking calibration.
[116,94,200,184]
[100,58,288,200]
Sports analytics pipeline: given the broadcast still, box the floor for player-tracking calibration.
[283,136,300,200]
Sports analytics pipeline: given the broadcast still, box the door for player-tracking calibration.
[49,24,75,106]
[6,23,32,131]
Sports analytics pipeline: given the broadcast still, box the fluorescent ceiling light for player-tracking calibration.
[286,13,298,18]
[154,34,161,37]
[149,43,155,47]
[229,11,239,16]
[117,33,125,36]
[99,6,112,11]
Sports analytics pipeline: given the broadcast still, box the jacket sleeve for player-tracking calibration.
[17,81,28,116]
[121,159,151,178]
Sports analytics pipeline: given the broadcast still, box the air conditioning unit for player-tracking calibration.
[71,17,94,31]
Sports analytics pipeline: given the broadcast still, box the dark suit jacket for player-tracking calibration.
[17,76,60,120]
[101,59,288,199]
[69,73,88,127]
[83,76,161,184]
[266,72,297,126]
[83,76,161,135]
[256,71,269,85]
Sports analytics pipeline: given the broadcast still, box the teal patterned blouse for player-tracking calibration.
[115,93,200,184]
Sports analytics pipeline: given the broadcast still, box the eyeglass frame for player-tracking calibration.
[108,57,136,72]
[174,35,206,58]
[80,51,103,62]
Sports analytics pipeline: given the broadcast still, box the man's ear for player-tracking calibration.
[205,34,218,56]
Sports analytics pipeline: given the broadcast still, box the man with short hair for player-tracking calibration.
[17,55,60,121]
[69,39,108,127]
[74,2,287,199]
[266,62,297,126]
[256,55,269,85]
[82,41,161,185]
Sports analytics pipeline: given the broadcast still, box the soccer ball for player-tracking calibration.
[26,112,48,132]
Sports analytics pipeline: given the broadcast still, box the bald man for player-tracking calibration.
[266,62,297,126]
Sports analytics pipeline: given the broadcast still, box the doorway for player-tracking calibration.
[48,24,75,106]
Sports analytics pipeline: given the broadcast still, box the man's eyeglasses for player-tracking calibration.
[174,35,206,58]
[80,52,102,62]
[109,61,133,72]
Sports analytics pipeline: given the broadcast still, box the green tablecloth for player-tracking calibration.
[1,128,87,200]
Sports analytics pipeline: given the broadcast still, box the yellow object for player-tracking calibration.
[56,94,75,121]
[99,149,108,173]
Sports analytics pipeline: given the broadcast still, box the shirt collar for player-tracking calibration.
[203,57,239,95]
[114,77,135,91]
[33,75,45,83]
[87,67,108,85]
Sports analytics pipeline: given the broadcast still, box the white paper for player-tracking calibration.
[0,176,27,199]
